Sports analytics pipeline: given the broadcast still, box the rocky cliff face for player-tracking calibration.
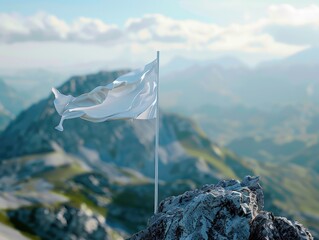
[130,176,313,240]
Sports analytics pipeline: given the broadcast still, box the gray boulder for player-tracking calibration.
[129,176,313,240]
[250,211,313,240]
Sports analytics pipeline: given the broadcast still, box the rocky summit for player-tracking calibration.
[130,176,313,240]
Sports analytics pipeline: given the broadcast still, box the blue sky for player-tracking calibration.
[0,0,319,70]
[0,0,188,25]
[2,0,317,25]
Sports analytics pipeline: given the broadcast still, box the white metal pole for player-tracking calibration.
[154,51,160,213]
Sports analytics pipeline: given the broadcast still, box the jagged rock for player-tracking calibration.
[250,211,313,240]
[129,176,313,240]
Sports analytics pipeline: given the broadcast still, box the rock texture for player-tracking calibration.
[250,211,313,240]
[130,176,313,240]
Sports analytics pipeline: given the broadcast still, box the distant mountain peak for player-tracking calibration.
[284,46,319,65]
[258,47,319,68]
[162,55,247,75]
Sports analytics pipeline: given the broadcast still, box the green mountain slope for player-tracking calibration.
[0,70,254,239]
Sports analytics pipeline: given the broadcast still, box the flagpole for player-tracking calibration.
[154,51,160,213]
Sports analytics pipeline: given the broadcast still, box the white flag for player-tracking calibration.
[52,59,158,131]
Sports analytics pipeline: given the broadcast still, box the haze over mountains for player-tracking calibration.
[0,79,25,130]
[161,47,319,112]
[0,47,319,238]
[2,46,319,115]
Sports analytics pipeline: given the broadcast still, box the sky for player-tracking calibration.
[1,0,319,70]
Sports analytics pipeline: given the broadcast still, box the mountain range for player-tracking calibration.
[0,70,257,239]
[161,47,319,112]
[0,69,69,109]
[0,48,319,238]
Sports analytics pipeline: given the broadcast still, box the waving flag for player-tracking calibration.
[52,59,158,131]
[52,52,161,214]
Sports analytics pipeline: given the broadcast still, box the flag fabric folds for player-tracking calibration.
[52,59,158,131]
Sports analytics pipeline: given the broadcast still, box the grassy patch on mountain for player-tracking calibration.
[37,163,86,185]
[169,114,253,180]
[56,187,108,216]
[0,210,14,228]
[251,159,319,234]
[33,162,110,216]
[116,168,151,185]
[183,146,237,179]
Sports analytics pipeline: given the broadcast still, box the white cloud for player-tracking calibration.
[125,14,223,49]
[70,17,122,43]
[0,13,28,35]
[1,4,318,66]
[0,12,122,43]
[267,4,319,26]
[124,14,306,56]
[261,4,319,46]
